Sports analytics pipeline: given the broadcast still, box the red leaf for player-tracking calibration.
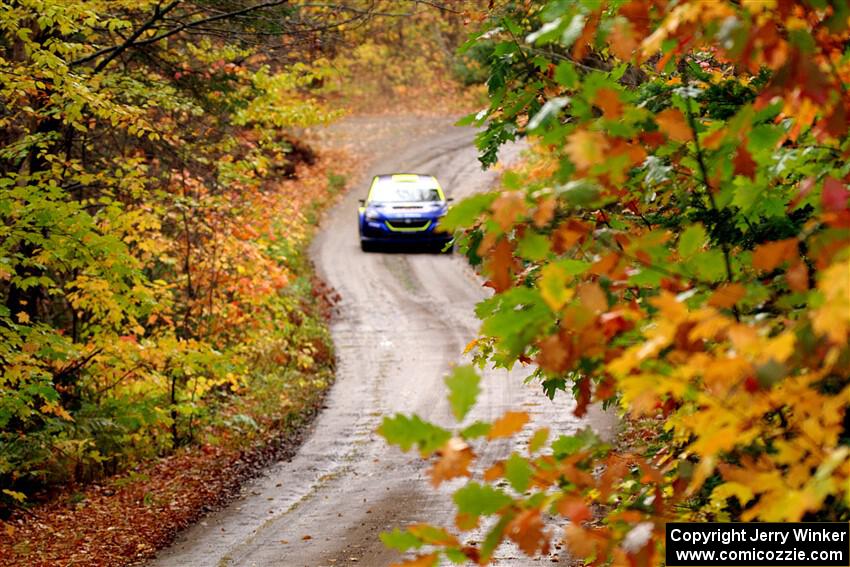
[822,177,849,212]
[733,145,757,179]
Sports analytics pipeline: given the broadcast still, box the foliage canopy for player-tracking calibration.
[381,1,850,565]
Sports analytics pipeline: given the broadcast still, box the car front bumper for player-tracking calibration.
[360,218,452,245]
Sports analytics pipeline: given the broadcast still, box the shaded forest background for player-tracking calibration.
[0,0,485,520]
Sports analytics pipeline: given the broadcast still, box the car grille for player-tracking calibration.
[386,218,430,231]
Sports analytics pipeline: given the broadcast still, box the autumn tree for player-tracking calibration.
[380,1,850,565]
[0,0,468,505]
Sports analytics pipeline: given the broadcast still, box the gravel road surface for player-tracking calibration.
[150,115,616,567]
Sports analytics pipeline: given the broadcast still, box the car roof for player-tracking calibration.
[372,173,438,184]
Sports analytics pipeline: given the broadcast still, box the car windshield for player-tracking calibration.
[370,181,441,202]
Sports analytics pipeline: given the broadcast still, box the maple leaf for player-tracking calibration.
[655,108,692,142]
[577,281,607,313]
[565,129,609,170]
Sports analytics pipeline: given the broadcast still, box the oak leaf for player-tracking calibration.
[752,239,797,272]
[506,509,550,556]
[733,145,757,179]
[429,438,475,487]
[594,87,623,118]
[655,108,691,142]
[488,411,529,439]
[708,283,746,309]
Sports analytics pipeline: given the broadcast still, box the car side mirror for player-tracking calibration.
[447,197,455,203]
[358,199,366,206]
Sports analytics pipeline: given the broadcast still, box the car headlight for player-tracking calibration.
[365,210,381,222]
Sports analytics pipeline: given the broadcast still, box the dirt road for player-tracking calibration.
[150,116,616,567]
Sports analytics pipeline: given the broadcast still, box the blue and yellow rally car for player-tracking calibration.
[358,174,453,252]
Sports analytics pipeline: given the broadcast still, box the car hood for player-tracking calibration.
[369,201,447,215]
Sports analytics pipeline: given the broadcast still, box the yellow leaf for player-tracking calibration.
[710,482,754,510]
[565,129,609,170]
[539,264,574,311]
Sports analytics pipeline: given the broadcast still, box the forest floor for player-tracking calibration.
[0,149,357,567]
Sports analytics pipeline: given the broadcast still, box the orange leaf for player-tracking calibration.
[752,239,797,272]
[655,108,691,142]
[536,333,572,373]
[786,261,809,292]
[702,127,727,149]
[708,283,746,309]
[429,437,475,487]
[484,461,505,482]
[565,525,598,559]
[608,20,639,61]
[488,411,529,439]
[577,281,607,313]
[491,191,527,231]
[565,129,609,170]
[594,87,623,119]
[558,495,592,523]
[486,238,514,292]
[456,512,478,531]
[533,196,557,227]
[391,554,438,567]
[574,377,591,418]
[506,509,550,556]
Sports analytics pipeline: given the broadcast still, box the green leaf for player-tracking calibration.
[445,365,480,421]
[551,429,598,458]
[380,528,424,552]
[481,513,513,562]
[378,414,452,456]
[517,231,551,261]
[528,428,549,454]
[444,548,469,564]
[460,421,491,439]
[453,482,513,516]
[2,489,26,503]
[693,249,727,282]
[504,453,533,493]
[442,193,497,231]
[678,224,707,258]
[554,61,579,88]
